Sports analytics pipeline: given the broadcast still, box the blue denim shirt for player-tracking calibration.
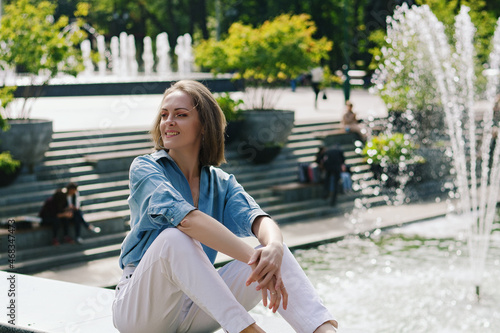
[119,150,268,269]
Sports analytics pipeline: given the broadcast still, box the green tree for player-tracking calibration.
[0,0,87,119]
[195,13,332,109]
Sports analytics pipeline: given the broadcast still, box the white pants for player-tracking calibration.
[112,228,335,333]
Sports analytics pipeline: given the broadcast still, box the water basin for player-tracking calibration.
[250,216,500,332]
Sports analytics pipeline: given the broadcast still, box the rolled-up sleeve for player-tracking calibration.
[148,182,196,227]
[223,174,269,237]
[129,156,196,231]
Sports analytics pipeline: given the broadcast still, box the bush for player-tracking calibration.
[362,133,425,165]
[195,13,332,109]
[0,151,21,175]
[215,93,244,121]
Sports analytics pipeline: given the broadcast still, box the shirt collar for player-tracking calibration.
[151,149,169,161]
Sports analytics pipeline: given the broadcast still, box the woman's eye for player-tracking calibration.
[176,113,187,117]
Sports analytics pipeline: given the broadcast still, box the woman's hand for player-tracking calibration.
[248,216,287,311]
[246,243,284,291]
[248,258,288,313]
[262,275,288,313]
[246,244,287,312]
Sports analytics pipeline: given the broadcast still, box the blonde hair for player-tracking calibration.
[150,80,227,166]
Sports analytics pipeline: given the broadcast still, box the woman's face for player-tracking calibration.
[159,90,203,155]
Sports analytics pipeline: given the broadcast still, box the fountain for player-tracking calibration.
[175,33,194,76]
[156,32,172,76]
[80,39,94,76]
[142,36,154,76]
[96,35,107,76]
[1,30,195,86]
[110,36,120,76]
[372,4,500,299]
[287,216,500,332]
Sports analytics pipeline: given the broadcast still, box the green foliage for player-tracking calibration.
[0,0,87,119]
[0,87,16,130]
[195,13,332,109]
[362,133,425,165]
[196,13,332,83]
[0,151,21,175]
[215,93,244,122]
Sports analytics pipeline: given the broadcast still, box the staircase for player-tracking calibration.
[0,120,378,274]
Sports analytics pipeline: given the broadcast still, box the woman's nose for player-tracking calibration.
[163,115,176,125]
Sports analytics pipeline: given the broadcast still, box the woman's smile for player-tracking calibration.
[165,130,180,138]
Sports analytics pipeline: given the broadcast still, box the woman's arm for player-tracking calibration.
[177,210,255,264]
[246,216,284,287]
[252,216,283,247]
[178,212,288,312]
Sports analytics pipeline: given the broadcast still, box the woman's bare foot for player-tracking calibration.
[240,323,266,333]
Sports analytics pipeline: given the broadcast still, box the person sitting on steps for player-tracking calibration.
[341,100,368,141]
[39,188,74,246]
[65,182,101,244]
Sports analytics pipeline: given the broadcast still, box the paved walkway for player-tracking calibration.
[28,86,387,131]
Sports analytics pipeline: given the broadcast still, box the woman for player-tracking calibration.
[112,80,337,333]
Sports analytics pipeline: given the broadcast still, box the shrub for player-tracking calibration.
[195,13,332,109]
[362,132,425,165]
[0,151,21,175]
[215,93,244,121]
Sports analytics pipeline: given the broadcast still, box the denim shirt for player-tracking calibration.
[119,150,268,269]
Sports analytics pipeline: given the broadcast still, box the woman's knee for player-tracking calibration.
[154,228,203,259]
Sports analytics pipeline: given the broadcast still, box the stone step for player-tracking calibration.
[0,231,127,266]
[49,131,150,150]
[0,187,131,220]
[44,141,152,161]
[273,202,340,225]
[0,242,124,275]
[0,119,384,274]
[1,158,371,220]
[0,179,130,207]
[51,126,149,142]
[0,169,129,198]
[0,210,129,251]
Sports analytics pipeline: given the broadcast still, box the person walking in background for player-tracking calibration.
[65,182,101,244]
[341,100,367,141]
[39,188,74,246]
[112,80,338,333]
[310,66,324,109]
[321,145,346,206]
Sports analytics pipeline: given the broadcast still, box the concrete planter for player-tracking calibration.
[0,166,21,187]
[0,119,53,173]
[224,119,245,144]
[239,109,295,146]
[237,143,282,164]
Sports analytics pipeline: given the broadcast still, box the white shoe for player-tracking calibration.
[89,225,101,234]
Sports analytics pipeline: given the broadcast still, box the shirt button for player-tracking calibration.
[170,218,174,222]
